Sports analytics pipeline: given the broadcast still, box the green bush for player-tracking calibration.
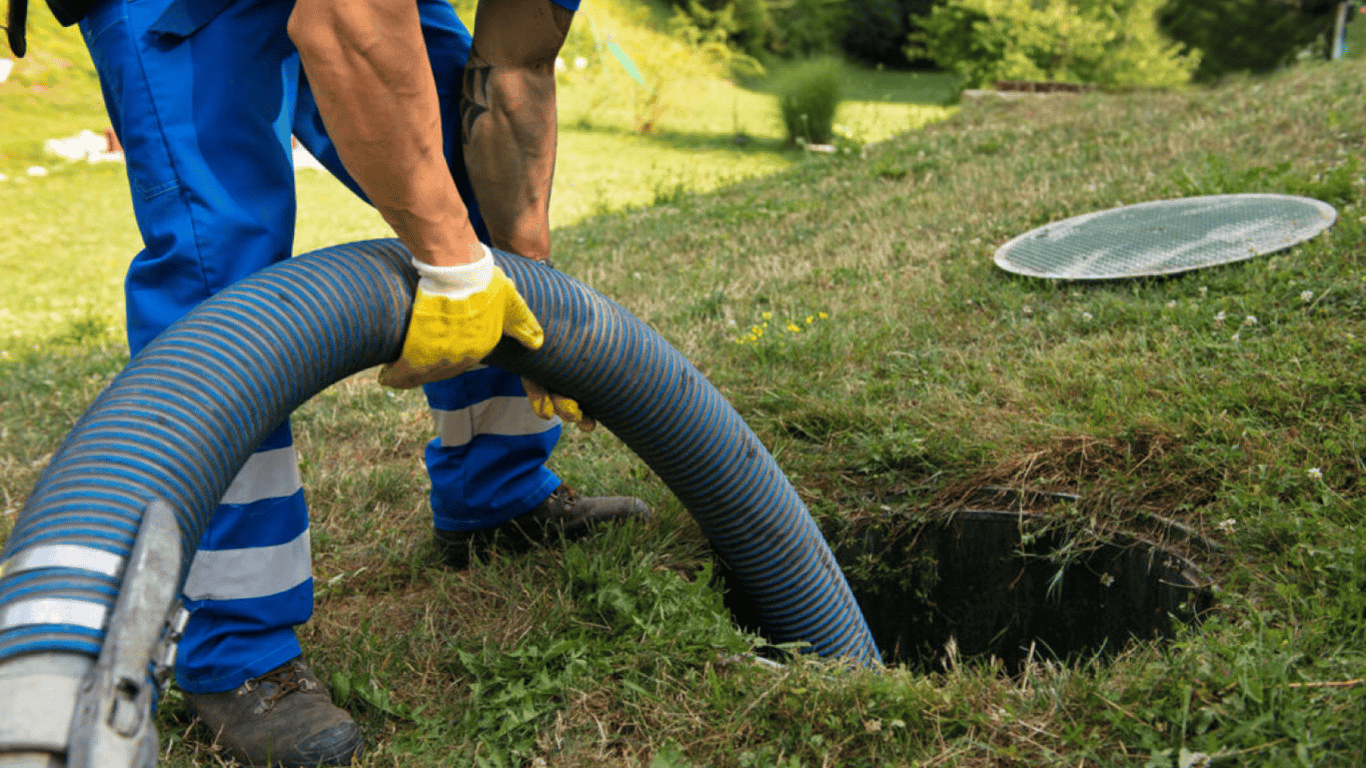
[1158,0,1335,81]
[908,0,1200,89]
[776,57,843,145]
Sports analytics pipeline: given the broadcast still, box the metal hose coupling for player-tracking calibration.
[0,500,186,768]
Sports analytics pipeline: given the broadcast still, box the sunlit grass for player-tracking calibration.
[0,16,951,349]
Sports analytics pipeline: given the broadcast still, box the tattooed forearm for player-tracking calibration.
[460,0,571,261]
[461,53,491,144]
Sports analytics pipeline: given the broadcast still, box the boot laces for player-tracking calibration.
[244,662,315,709]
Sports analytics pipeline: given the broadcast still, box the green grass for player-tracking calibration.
[7,8,1366,768]
[0,13,106,166]
[0,5,951,345]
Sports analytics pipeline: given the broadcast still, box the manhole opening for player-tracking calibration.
[719,504,1215,673]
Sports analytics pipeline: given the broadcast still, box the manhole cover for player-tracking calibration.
[994,194,1337,280]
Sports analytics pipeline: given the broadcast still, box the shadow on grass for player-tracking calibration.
[742,62,959,105]
[563,120,794,155]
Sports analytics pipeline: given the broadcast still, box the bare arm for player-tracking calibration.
[288,0,483,267]
[463,0,572,262]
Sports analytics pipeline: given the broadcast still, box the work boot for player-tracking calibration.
[435,484,650,568]
[185,657,363,767]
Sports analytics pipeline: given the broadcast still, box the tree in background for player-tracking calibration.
[662,0,775,59]
[664,0,852,61]
[907,0,1200,89]
[663,0,1344,79]
[766,0,851,58]
[1157,0,1342,81]
[840,0,938,68]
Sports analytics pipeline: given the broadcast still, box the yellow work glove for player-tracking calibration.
[379,244,544,389]
[522,377,596,433]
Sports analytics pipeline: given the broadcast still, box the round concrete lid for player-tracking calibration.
[994,193,1337,280]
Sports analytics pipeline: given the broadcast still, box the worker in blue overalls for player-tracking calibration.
[52,0,651,763]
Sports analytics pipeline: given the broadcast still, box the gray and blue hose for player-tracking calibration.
[0,239,879,668]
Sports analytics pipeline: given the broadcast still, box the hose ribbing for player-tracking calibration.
[0,239,878,664]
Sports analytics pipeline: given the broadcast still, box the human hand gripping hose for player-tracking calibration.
[522,377,596,432]
[378,244,596,430]
[378,243,543,389]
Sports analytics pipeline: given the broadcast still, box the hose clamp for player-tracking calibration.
[67,498,184,768]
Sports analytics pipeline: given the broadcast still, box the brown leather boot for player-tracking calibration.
[434,484,650,568]
[185,658,363,767]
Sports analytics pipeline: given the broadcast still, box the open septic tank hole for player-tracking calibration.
[719,493,1215,672]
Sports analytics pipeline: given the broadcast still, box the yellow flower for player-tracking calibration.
[787,323,801,333]
[818,312,829,319]
[761,311,773,320]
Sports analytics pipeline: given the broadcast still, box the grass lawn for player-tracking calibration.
[5,8,1366,768]
[0,10,953,348]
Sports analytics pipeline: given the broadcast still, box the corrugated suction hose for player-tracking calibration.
[0,239,879,665]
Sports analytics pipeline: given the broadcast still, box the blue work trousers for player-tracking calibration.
[79,0,562,693]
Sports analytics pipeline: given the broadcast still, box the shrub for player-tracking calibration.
[1157,0,1336,81]
[776,57,843,145]
[908,0,1200,90]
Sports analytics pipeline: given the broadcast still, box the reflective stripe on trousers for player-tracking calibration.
[81,0,559,693]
